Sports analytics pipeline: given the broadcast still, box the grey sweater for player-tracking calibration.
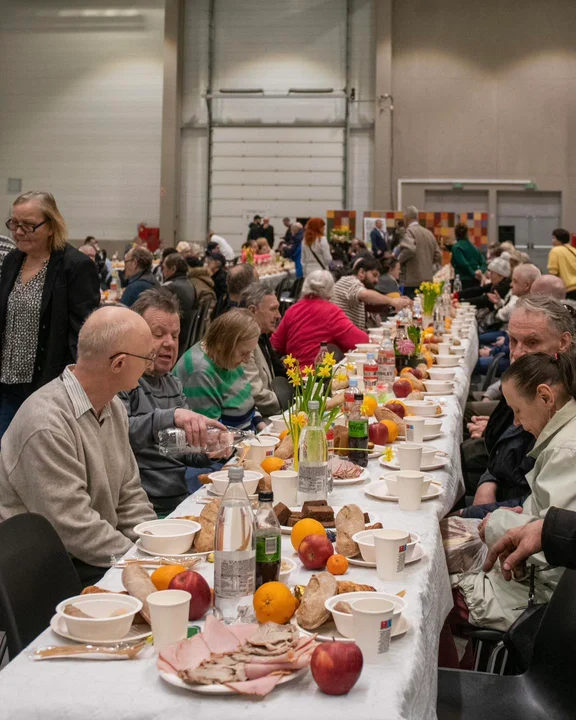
[119,373,208,513]
[0,374,156,567]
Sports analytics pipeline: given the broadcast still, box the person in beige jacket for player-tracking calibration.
[455,351,576,631]
[0,306,159,585]
[397,206,442,297]
[242,283,285,417]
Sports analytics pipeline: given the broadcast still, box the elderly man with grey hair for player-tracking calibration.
[396,205,442,297]
[0,305,157,585]
[271,270,369,366]
[241,283,286,416]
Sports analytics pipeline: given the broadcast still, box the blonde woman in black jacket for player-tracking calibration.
[0,191,100,438]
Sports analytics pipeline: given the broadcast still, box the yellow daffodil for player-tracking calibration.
[283,354,297,367]
[292,412,308,429]
[288,374,301,387]
[383,445,395,462]
[323,352,336,367]
[336,372,348,383]
[317,365,332,379]
[301,365,315,377]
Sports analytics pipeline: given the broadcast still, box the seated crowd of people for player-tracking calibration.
[2,189,576,676]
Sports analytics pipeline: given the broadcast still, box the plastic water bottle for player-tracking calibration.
[453,274,462,293]
[377,329,395,392]
[348,394,368,468]
[363,353,378,393]
[326,423,335,495]
[344,377,361,415]
[297,401,328,504]
[254,491,281,590]
[214,467,256,623]
[314,342,329,370]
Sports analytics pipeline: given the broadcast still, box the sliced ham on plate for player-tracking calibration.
[224,674,285,696]
[202,614,243,654]
[159,633,211,674]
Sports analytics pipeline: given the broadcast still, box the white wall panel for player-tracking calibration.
[0,1,164,241]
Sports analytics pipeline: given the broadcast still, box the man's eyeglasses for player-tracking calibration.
[109,350,157,367]
[6,219,48,235]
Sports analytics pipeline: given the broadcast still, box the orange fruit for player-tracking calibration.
[279,429,290,440]
[400,367,414,377]
[253,581,297,624]
[327,554,349,575]
[151,564,187,591]
[291,518,327,551]
[361,396,378,417]
[380,419,399,443]
[261,456,285,474]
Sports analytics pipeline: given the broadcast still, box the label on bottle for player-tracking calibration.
[214,550,255,599]
[298,464,327,494]
[348,419,368,439]
[256,535,281,563]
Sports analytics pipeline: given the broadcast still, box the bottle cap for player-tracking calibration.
[349,377,358,386]
[258,490,273,502]
[309,400,320,410]
[228,466,244,482]
[367,353,374,361]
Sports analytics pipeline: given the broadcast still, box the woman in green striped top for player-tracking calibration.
[173,308,266,432]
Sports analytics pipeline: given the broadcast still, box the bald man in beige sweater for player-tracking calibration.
[0,306,158,585]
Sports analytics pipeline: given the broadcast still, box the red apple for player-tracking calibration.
[298,535,334,570]
[169,570,212,621]
[310,641,363,695]
[393,378,412,398]
[408,367,424,380]
[369,421,389,445]
[385,400,406,419]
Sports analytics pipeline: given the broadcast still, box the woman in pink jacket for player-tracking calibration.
[271,270,369,366]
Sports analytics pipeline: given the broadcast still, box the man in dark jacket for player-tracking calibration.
[206,251,228,300]
[121,246,159,307]
[162,253,197,358]
[247,215,262,241]
[370,219,388,258]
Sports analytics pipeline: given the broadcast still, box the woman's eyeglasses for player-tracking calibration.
[6,219,48,235]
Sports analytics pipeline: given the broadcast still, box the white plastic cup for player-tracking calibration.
[269,415,287,433]
[437,343,451,355]
[396,470,425,511]
[270,470,298,507]
[397,443,423,471]
[405,415,425,443]
[374,529,409,580]
[148,589,191,653]
[351,597,394,662]
[248,436,279,464]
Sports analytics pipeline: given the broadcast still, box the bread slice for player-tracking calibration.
[295,572,337,630]
[335,504,365,557]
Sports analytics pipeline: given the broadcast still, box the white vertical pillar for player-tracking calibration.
[374,0,393,209]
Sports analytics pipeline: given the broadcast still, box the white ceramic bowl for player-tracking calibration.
[403,400,441,417]
[435,354,460,367]
[268,415,287,433]
[424,418,443,435]
[380,473,433,498]
[355,343,379,354]
[208,470,262,496]
[279,556,296,584]
[57,593,143,642]
[134,518,201,555]
[405,532,421,561]
[326,591,406,635]
[427,367,457,381]
[423,380,453,394]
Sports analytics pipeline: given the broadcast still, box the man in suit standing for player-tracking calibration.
[397,206,442,298]
[370,219,388,259]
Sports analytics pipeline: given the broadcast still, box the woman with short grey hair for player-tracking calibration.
[271,269,369,366]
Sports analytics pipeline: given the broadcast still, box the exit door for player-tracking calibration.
[497,191,562,272]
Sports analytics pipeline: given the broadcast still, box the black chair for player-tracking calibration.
[481,352,506,391]
[291,276,304,301]
[326,343,344,363]
[437,568,576,719]
[0,513,82,661]
[189,299,213,348]
[271,376,293,411]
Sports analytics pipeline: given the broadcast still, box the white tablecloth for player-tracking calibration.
[0,332,477,720]
[259,269,295,290]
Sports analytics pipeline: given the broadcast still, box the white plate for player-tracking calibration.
[423,391,453,397]
[280,507,377,534]
[348,543,426,567]
[398,432,442,442]
[50,613,151,645]
[364,480,443,502]
[378,456,448,472]
[296,614,412,643]
[135,538,205,560]
[159,666,309,694]
[332,468,370,486]
[206,484,258,500]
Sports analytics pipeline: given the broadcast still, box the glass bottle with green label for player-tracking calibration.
[254,490,282,589]
[348,392,368,467]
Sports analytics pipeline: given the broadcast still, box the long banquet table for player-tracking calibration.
[0,330,478,720]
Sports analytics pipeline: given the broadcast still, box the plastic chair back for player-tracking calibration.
[0,513,82,659]
[481,352,506,391]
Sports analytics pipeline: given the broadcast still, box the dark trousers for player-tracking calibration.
[72,558,107,588]
[0,382,34,441]
[567,290,576,301]
[461,437,489,497]
[404,286,419,299]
